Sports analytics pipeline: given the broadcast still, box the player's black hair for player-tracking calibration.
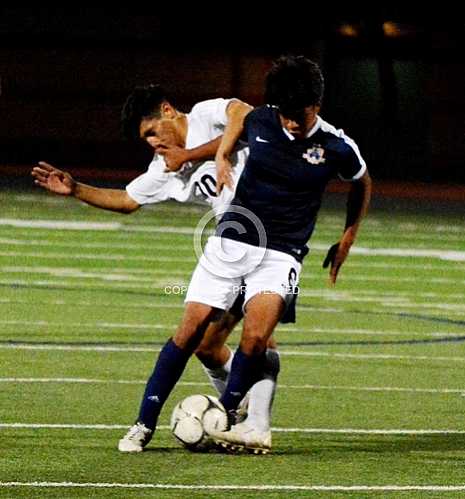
[265,55,324,120]
[121,84,171,140]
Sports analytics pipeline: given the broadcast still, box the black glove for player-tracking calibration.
[322,243,340,268]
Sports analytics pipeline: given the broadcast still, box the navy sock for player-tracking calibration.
[220,348,266,415]
[137,339,191,430]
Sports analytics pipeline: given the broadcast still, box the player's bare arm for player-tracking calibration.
[323,170,372,284]
[216,100,253,193]
[160,136,223,172]
[32,161,140,214]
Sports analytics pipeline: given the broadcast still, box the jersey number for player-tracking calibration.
[194,174,217,198]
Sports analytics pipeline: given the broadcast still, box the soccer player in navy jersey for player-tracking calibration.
[119,55,371,453]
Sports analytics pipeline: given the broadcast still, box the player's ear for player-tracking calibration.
[160,101,176,119]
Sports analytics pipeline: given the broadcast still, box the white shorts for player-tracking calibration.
[185,236,301,313]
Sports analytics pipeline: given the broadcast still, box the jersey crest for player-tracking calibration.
[302,146,326,165]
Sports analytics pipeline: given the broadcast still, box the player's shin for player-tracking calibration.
[219,348,267,424]
[137,338,192,431]
[245,348,280,432]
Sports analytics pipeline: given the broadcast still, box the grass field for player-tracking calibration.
[1,188,465,498]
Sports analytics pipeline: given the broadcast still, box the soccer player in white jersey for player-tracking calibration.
[32,84,281,453]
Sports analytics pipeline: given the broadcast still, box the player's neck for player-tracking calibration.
[174,113,188,147]
[302,115,318,136]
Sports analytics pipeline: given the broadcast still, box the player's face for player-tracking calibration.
[279,105,319,139]
[139,102,182,151]
[139,117,179,150]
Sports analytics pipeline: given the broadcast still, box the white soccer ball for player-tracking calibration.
[170,394,228,451]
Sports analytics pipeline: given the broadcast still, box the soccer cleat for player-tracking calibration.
[118,422,153,452]
[208,422,271,454]
[235,392,250,424]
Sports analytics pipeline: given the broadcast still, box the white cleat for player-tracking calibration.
[118,422,153,452]
[209,422,271,454]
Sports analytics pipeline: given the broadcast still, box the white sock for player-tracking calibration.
[201,347,233,396]
[244,349,280,432]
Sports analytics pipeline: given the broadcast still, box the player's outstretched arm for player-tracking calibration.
[215,100,252,194]
[323,170,372,284]
[32,161,140,214]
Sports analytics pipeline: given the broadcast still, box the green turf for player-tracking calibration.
[1,189,465,497]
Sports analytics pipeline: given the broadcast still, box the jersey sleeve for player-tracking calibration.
[336,136,367,181]
[125,156,179,205]
[190,98,236,128]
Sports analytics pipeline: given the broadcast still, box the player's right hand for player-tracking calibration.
[216,157,234,194]
[31,161,76,196]
[156,143,189,172]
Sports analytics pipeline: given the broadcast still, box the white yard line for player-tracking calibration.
[1,270,464,291]
[0,278,181,290]
[0,251,197,263]
[346,261,465,272]
[3,281,465,316]
[1,422,465,435]
[0,218,201,235]
[2,319,463,338]
[2,286,464,303]
[0,320,172,329]
[3,264,465,285]
[1,343,465,362]
[0,238,188,251]
[2,218,465,260]
[0,320,457,337]
[317,231,465,243]
[0,297,185,309]
[0,268,173,283]
[0,377,463,395]
[2,291,465,317]
[326,245,465,262]
[3,246,465,264]
[0,219,123,231]
[0,266,190,278]
[2,481,465,492]
[3,244,465,273]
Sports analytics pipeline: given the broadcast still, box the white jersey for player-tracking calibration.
[126,98,248,218]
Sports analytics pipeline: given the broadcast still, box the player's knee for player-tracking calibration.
[173,321,205,351]
[240,333,267,356]
[174,305,220,351]
[195,344,221,365]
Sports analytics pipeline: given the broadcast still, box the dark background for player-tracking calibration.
[0,8,462,185]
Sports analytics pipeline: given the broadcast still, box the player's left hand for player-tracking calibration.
[216,157,234,194]
[322,231,354,285]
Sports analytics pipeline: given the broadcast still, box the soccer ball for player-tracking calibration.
[170,394,228,451]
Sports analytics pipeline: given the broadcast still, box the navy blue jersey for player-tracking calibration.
[218,105,366,262]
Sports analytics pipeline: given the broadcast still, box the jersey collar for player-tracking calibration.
[282,115,322,141]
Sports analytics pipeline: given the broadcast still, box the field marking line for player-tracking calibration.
[2,319,459,337]
[2,481,465,492]
[0,377,463,395]
[2,218,465,260]
[2,481,465,491]
[2,343,465,362]
[2,423,465,435]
